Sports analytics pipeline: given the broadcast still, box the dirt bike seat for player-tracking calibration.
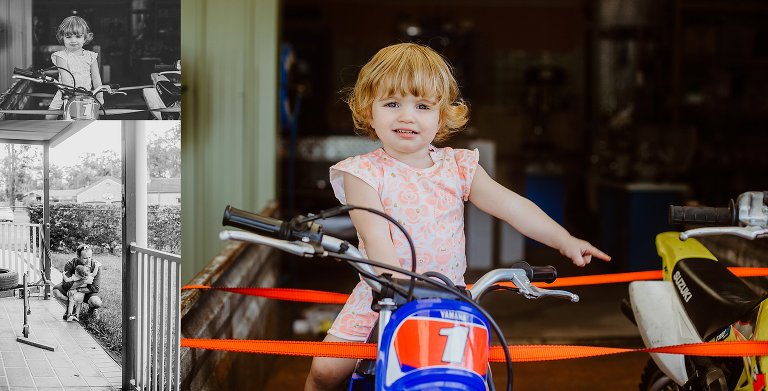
[155,79,181,107]
[673,258,765,340]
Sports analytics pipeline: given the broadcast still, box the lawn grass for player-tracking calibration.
[50,251,122,359]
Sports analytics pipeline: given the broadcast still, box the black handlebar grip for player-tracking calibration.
[510,261,557,283]
[668,205,734,226]
[13,67,38,78]
[222,205,290,239]
[529,266,557,283]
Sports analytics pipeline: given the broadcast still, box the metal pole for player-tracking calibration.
[123,121,139,390]
[135,122,148,247]
[43,142,51,299]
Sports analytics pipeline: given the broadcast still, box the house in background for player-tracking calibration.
[24,176,120,204]
[24,176,180,205]
[148,178,181,205]
[24,188,81,203]
[77,177,122,204]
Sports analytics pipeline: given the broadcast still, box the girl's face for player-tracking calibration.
[370,93,441,158]
[63,33,86,51]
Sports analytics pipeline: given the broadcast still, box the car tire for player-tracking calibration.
[0,268,19,291]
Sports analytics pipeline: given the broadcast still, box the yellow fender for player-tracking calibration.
[655,232,717,281]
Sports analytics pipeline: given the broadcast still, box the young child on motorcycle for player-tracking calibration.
[46,16,104,119]
[305,42,611,391]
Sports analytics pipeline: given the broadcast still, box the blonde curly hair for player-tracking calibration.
[346,43,469,142]
[56,16,94,45]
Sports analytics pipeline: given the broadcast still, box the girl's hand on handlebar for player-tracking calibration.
[559,236,611,267]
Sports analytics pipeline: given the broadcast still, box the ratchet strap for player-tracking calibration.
[180,338,768,362]
[181,267,768,303]
[182,285,349,304]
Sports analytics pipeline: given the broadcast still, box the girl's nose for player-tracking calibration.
[397,108,415,122]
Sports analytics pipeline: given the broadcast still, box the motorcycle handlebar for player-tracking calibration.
[669,204,735,226]
[13,67,39,79]
[222,205,290,239]
[13,67,57,83]
[220,206,578,303]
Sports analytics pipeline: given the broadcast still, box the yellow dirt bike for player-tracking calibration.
[625,191,768,390]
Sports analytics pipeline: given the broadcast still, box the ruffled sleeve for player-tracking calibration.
[454,148,480,201]
[90,50,98,63]
[50,51,65,65]
[329,154,383,204]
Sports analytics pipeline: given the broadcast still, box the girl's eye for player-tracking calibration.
[417,104,431,110]
[384,102,398,108]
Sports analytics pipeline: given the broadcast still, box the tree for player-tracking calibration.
[49,164,68,190]
[147,123,181,178]
[65,150,121,188]
[1,144,42,204]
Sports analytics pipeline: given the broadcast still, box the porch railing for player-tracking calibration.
[129,243,181,391]
[0,222,44,284]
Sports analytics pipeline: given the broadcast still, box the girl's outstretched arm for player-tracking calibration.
[91,58,104,103]
[468,165,610,267]
[343,172,405,276]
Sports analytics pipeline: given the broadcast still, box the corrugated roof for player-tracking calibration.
[148,178,181,193]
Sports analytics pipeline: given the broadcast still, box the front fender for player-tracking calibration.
[630,280,702,385]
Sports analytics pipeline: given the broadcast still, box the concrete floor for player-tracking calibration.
[0,294,121,390]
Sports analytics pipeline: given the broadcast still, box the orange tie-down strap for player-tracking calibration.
[181,267,768,304]
[182,286,350,304]
[180,338,768,362]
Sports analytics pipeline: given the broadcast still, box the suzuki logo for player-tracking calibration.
[673,271,693,302]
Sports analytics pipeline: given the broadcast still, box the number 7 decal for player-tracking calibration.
[440,325,470,363]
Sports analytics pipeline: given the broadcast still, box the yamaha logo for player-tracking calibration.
[673,271,693,302]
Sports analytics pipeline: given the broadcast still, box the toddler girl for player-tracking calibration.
[46,16,103,119]
[66,265,90,321]
[305,43,610,390]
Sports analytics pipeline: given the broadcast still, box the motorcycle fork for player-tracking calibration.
[683,357,728,391]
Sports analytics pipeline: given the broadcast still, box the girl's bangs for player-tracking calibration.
[374,56,449,103]
[61,20,88,36]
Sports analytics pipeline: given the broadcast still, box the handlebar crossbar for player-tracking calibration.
[220,229,579,302]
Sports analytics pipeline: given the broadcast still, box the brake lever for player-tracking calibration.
[219,230,322,257]
[93,86,127,96]
[680,226,768,241]
[510,272,579,302]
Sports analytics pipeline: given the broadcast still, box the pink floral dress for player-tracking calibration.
[48,49,98,110]
[327,146,479,341]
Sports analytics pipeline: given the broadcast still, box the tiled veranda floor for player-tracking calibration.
[0,293,121,390]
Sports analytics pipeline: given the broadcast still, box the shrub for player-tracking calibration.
[28,203,121,253]
[28,203,180,255]
[148,205,181,254]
